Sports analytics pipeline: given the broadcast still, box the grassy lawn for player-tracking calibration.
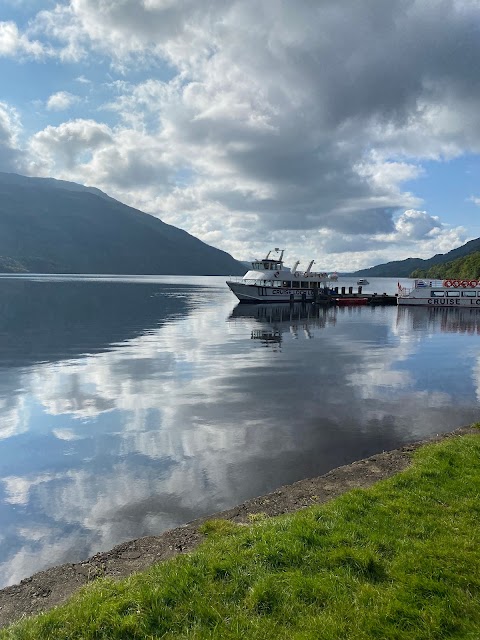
[2,432,480,639]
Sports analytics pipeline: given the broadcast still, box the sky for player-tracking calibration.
[1,0,480,270]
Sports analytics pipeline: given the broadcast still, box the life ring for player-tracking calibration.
[443,280,453,287]
[452,280,461,287]
[274,271,280,277]
[461,280,470,287]
[470,279,479,287]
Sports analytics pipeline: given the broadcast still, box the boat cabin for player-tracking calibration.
[251,259,283,271]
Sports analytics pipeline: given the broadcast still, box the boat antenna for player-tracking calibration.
[305,260,314,274]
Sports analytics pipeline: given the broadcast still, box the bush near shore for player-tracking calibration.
[2,431,480,640]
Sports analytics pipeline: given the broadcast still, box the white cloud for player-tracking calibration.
[2,0,479,265]
[0,20,48,58]
[52,428,85,441]
[394,210,442,240]
[28,119,113,172]
[46,91,79,111]
[0,101,25,172]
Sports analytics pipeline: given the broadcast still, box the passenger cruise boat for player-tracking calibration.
[226,249,336,303]
[397,278,480,306]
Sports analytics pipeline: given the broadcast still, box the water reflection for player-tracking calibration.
[397,305,480,334]
[0,281,479,588]
[230,303,338,348]
[0,279,198,366]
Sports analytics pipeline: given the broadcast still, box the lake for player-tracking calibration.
[0,274,479,588]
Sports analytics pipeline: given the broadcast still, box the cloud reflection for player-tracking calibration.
[1,291,480,587]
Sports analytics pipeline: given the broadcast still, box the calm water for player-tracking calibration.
[0,275,479,587]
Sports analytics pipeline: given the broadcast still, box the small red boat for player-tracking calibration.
[335,297,368,306]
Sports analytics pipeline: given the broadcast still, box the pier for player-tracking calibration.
[311,286,398,306]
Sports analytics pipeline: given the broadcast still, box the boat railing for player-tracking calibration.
[398,279,452,296]
[414,279,444,288]
[227,275,331,285]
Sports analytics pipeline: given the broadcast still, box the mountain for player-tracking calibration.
[352,236,480,277]
[0,172,245,275]
[410,251,480,280]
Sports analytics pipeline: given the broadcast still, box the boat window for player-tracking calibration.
[301,281,309,288]
[446,291,460,297]
[311,281,318,288]
[462,291,477,297]
[292,281,299,288]
[282,280,291,287]
[431,291,445,297]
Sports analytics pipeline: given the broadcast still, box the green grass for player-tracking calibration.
[2,433,480,639]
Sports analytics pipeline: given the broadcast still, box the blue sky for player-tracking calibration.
[405,156,480,236]
[1,0,480,270]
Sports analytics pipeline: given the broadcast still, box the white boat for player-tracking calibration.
[397,278,480,306]
[226,249,335,303]
[357,278,369,285]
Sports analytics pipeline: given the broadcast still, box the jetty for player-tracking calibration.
[300,286,397,306]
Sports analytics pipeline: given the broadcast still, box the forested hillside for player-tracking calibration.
[352,237,480,277]
[410,251,480,280]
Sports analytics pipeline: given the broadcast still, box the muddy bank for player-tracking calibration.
[0,425,477,629]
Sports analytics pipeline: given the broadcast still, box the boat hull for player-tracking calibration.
[336,297,368,306]
[227,281,325,303]
[398,297,480,307]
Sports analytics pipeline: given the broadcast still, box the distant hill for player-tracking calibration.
[352,236,480,277]
[410,251,480,280]
[0,173,245,275]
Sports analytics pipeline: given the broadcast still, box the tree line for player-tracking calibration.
[410,251,480,279]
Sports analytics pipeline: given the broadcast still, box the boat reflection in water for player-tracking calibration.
[229,303,338,347]
[397,305,480,334]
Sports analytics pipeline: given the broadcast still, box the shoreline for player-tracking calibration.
[0,424,477,629]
